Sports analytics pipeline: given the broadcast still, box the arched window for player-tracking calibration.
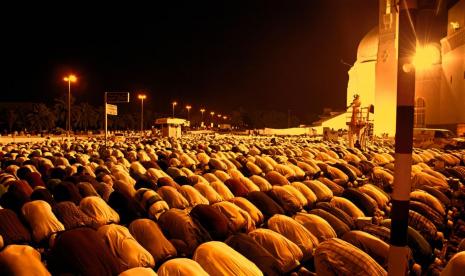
[414,98,426,128]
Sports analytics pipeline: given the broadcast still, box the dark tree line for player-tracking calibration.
[0,96,161,133]
[0,98,305,133]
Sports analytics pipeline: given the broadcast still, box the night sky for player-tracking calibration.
[2,1,378,122]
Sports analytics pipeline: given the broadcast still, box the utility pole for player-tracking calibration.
[388,0,417,275]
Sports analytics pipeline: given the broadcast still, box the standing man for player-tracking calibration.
[348,94,363,148]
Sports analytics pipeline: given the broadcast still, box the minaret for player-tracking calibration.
[374,0,399,136]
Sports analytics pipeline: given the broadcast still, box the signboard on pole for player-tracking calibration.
[107,92,130,103]
[106,104,118,115]
[104,91,129,149]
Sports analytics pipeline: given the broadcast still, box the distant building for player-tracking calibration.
[311,108,347,132]
[154,118,188,138]
[318,0,465,136]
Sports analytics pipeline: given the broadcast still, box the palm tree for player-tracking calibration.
[26,103,56,131]
[96,106,105,130]
[74,103,98,131]
[54,96,75,130]
[71,104,83,131]
[114,113,137,130]
[6,108,18,132]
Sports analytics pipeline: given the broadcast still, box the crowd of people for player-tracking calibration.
[0,134,464,276]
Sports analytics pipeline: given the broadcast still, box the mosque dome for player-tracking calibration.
[357,27,379,63]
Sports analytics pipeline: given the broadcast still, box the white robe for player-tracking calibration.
[193,241,263,276]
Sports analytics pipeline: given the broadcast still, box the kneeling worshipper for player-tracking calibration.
[225,233,282,276]
[0,244,50,276]
[178,185,209,207]
[128,218,177,264]
[79,196,120,226]
[267,185,303,215]
[330,196,365,218]
[293,212,337,243]
[441,251,465,276]
[189,204,231,241]
[157,186,190,210]
[52,201,94,230]
[108,190,145,225]
[342,230,389,269]
[97,224,155,271]
[249,228,303,274]
[194,182,224,204]
[0,208,31,246]
[314,238,387,276]
[48,227,123,276]
[193,241,263,276]
[0,183,31,215]
[134,188,170,220]
[303,179,334,202]
[21,200,65,243]
[229,197,264,226]
[246,191,285,219]
[157,258,209,276]
[267,214,318,261]
[212,201,255,233]
[118,267,158,276]
[158,209,211,256]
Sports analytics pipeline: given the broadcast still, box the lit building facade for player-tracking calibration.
[345,0,465,136]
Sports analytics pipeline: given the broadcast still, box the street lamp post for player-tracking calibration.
[172,101,177,118]
[63,74,77,137]
[186,105,192,122]
[138,94,147,134]
[217,114,222,127]
[210,111,215,128]
[200,108,205,127]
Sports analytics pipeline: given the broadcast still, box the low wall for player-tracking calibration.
[261,127,316,136]
[0,135,101,144]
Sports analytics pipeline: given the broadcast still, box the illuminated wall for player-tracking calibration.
[347,28,378,108]
[346,4,398,138]
[344,0,464,136]
[320,113,347,131]
[439,0,465,130]
[373,0,398,137]
[415,64,442,126]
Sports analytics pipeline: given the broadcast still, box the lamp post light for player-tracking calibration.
[200,108,205,127]
[210,111,215,128]
[412,44,441,70]
[185,105,192,122]
[138,94,147,134]
[63,74,77,137]
[172,101,177,118]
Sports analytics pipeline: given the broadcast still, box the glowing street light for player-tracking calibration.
[210,111,215,128]
[200,108,206,126]
[138,94,147,133]
[63,74,77,137]
[412,44,440,70]
[185,105,192,121]
[172,101,177,118]
[217,114,222,127]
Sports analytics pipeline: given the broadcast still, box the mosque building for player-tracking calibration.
[317,0,465,137]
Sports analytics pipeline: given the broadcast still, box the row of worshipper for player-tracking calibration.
[0,135,464,275]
